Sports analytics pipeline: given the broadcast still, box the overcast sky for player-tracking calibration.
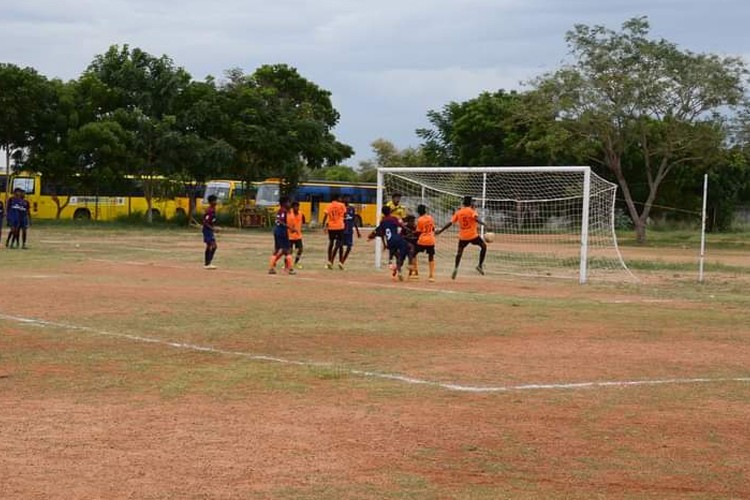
[2,0,749,167]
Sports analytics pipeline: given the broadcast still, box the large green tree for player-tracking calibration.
[82,45,192,221]
[220,64,353,193]
[0,64,51,177]
[526,17,747,242]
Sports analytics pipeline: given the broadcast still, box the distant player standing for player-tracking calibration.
[287,201,306,269]
[6,189,27,249]
[338,195,361,270]
[202,194,219,269]
[437,196,487,279]
[368,206,409,281]
[18,190,31,249]
[414,204,437,282]
[269,196,296,275]
[321,194,346,269]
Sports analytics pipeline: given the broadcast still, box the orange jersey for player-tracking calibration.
[416,214,436,246]
[325,201,346,230]
[452,207,479,241]
[287,210,304,240]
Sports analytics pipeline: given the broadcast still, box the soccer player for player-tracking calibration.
[321,194,346,269]
[202,194,219,269]
[287,201,306,269]
[338,195,361,269]
[18,190,31,249]
[436,195,487,280]
[401,215,419,279]
[0,199,4,248]
[368,206,409,281]
[386,192,407,220]
[415,204,437,282]
[6,189,26,249]
[269,196,295,275]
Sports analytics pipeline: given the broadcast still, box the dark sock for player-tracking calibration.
[204,248,211,265]
[479,246,487,267]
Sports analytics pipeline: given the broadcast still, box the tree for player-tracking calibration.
[26,79,87,218]
[358,138,428,182]
[82,45,192,222]
[317,165,359,182]
[418,91,531,166]
[0,64,50,176]
[527,17,747,243]
[219,64,353,193]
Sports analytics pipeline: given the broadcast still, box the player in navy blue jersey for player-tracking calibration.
[6,189,28,249]
[19,190,31,249]
[338,195,361,270]
[202,195,219,269]
[0,199,4,248]
[368,206,409,281]
[269,196,296,275]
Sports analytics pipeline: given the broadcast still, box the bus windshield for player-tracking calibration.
[256,183,280,206]
[203,181,231,203]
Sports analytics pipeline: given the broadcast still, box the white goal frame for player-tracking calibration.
[376,166,605,284]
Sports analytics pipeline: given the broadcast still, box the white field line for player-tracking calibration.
[2,312,748,394]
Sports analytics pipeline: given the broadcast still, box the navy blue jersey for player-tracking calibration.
[344,206,356,234]
[375,215,404,248]
[274,207,288,235]
[202,207,216,230]
[8,198,28,223]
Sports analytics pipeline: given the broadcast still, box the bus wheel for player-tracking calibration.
[175,208,186,217]
[73,209,91,220]
[149,209,161,219]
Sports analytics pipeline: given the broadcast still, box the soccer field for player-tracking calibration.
[1,224,749,498]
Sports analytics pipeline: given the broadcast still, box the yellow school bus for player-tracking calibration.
[1,171,185,221]
[254,178,378,227]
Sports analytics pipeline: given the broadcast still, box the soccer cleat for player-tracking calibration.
[476,265,485,276]
[409,274,419,280]
[22,245,28,250]
[287,268,297,275]
[338,263,345,270]
[451,268,458,280]
[204,264,217,270]
[398,272,404,282]
[295,262,303,269]
[428,276,435,283]
[268,268,277,275]
[325,262,333,270]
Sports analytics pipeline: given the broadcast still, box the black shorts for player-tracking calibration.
[328,229,344,243]
[291,239,303,251]
[415,244,435,257]
[458,237,485,250]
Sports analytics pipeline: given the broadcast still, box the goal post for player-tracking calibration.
[375,166,634,283]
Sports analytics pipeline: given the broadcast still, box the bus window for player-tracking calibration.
[13,177,35,194]
[256,183,280,207]
[204,181,232,203]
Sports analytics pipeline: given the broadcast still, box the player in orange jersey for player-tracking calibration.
[436,196,487,280]
[321,194,346,269]
[287,201,306,269]
[414,204,437,282]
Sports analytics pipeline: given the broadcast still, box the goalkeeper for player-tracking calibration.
[436,196,487,280]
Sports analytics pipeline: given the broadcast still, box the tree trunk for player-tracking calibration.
[634,219,647,244]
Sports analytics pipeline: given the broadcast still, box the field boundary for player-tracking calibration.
[3,312,749,394]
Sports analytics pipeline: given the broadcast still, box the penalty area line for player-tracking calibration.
[2,312,749,394]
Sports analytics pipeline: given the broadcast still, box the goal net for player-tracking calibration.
[376,167,634,283]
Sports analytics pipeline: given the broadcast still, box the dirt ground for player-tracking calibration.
[0,225,748,498]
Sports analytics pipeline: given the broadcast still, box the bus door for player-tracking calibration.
[309,194,323,223]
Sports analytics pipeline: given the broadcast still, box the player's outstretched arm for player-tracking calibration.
[436,222,452,236]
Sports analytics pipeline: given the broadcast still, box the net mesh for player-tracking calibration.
[380,168,634,282]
